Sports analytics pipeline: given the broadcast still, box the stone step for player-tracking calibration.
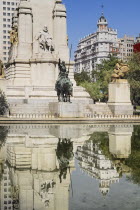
[85,104,112,115]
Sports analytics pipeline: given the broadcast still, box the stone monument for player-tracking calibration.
[108,63,133,115]
[3,0,92,117]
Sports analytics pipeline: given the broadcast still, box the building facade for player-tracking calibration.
[136,34,140,43]
[74,13,119,73]
[118,35,134,62]
[0,0,20,63]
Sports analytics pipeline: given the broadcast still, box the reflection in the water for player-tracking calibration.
[0,124,140,210]
[56,138,73,183]
[76,140,119,196]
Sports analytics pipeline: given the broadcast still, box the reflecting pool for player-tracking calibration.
[0,124,140,210]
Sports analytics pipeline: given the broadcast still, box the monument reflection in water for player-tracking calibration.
[0,124,140,210]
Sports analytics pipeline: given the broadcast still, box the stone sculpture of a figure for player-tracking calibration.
[36,26,54,52]
[9,26,18,45]
[0,60,4,78]
[111,62,129,82]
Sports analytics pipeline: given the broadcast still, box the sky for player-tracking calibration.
[62,0,140,58]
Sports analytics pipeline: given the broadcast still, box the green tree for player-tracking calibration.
[94,56,119,100]
[125,125,140,185]
[74,70,91,86]
[127,53,140,104]
[80,81,103,102]
[0,126,9,148]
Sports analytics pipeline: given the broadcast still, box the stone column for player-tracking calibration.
[17,0,33,59]
[53,0,69,61]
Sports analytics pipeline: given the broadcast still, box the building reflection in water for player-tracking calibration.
[76,124,133,196]
[0,124,135,209]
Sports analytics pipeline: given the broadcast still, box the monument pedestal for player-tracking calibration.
[108,79,133,115]
[108,125,133,158]
[49,102,84,118]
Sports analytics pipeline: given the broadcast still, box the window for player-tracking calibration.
[3,18,6,21]
[3,12,6,16]
[3,1,6,5]
[3,7,6,10]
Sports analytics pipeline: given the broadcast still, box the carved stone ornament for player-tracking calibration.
[111,62,129,82]
[36,25,54,52]
[9,26,18,45]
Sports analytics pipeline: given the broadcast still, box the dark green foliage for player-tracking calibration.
[74,71,91,86]
[0,126,9,182]
[74,56,119,102]
[127,53,140,105]
[125,125,140,185]
[0,90,9,116]
[0,126,9,148]
[74,53,140,103]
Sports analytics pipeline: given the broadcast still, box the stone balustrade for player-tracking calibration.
[84,113,140,119]
[7,112,140,119]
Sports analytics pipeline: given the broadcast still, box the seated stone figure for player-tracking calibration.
[36,25,54,52]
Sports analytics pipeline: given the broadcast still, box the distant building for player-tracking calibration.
[118,35,134,62]
[74,13,119,73]
[136,34,140,43]
[0,0,20,63]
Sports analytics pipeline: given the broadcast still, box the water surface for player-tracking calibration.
[0,124,140,210]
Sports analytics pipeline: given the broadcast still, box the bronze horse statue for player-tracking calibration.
[55,77,73,102]
[55,59,73,102]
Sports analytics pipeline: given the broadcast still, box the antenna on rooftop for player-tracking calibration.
[101,4,104,15]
